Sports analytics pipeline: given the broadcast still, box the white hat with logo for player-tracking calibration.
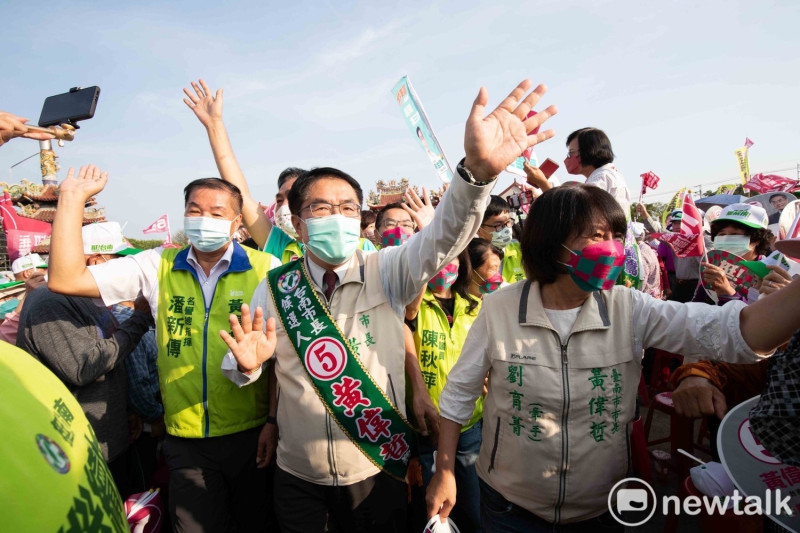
[82,222,141,256]
[716,203,769,230]
[11,253,47,274]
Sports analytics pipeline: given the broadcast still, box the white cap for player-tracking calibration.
[82,222,141,256]
[11,253,47,274]
[716,203,769,229]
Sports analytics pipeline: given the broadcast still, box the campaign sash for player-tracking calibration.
[267,260,412,480]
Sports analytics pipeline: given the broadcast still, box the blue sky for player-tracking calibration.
[2,0,799,237]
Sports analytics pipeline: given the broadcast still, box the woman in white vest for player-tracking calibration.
[426,184,800,531]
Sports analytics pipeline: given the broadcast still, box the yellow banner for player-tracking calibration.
[661,187,686,228]
[734,146,750,185]
[713,183,738,196]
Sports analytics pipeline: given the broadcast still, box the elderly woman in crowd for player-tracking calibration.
[695,202,781,303]
[426,184,800,532]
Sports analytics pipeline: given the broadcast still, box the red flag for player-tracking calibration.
[143,214,169,235]
[744,138,754,149]
[651,232,704,258]
[743,173,798,194]
[640,171,660,190]
[652,193,705,258]
[679,193,705,256]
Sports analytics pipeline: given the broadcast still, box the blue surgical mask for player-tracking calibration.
[303,214,361,265]
[184,216,234,253]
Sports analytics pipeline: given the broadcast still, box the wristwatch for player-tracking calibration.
[457,158,497,186]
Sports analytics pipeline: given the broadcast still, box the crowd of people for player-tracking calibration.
[0,76,799,533]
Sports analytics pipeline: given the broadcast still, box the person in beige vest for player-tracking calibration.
[426,184,800,531]
[220,80,559,533]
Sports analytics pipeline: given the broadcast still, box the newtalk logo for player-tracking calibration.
[607,477,793,527]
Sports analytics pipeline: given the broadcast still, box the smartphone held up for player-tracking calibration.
[38,86,100,128]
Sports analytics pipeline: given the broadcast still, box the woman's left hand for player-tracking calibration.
[758,265,792,296]
[701,262,736,297]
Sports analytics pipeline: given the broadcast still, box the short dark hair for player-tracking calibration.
[287,167,363,217]
[376,202,407,232]
[277,167,306,190]
[520,185,627,285]
[769,194,785,203]
[184,178,243,214]
[468,238,504,269]
[360,210,377,231]
[710,220,773,257]
[566,128,615,168]
[483,195,511,222]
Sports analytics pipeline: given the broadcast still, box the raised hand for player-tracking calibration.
[402,187,434,230]
[464,81,557,182]
[523,162,552,192]
[59,165,108,201]
[220,304,277,372]
[183,79,223,128]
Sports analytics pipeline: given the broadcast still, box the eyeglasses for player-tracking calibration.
[481,219,514,232]
[301,201,362,218]
[382,219,416,231]
[566,149,580,158]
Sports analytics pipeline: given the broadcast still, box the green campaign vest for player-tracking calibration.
[157,243,273,438]
[0,344,128,532]
[501,241,526,284]
[413,290,484,431]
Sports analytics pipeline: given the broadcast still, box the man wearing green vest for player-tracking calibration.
[476,195,525,283]
[47,172,279,532]
[218,79,558,532]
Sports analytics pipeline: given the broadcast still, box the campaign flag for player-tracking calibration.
[660,187,686,228]
[734,146,750,185]
[391,76,453,183]
[650,232,703,258]
[653,193,704,257]
[713,183,738,195]
[743,173,798,194]
[640,171,660,190]
[744,137,754,149]
[143,214,169,235]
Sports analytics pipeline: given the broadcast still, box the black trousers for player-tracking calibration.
[162,427,268,533]
[274,466,406,533]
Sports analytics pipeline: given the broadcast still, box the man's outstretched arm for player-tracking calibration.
[48,165,107,297]
[184,79,273,247]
